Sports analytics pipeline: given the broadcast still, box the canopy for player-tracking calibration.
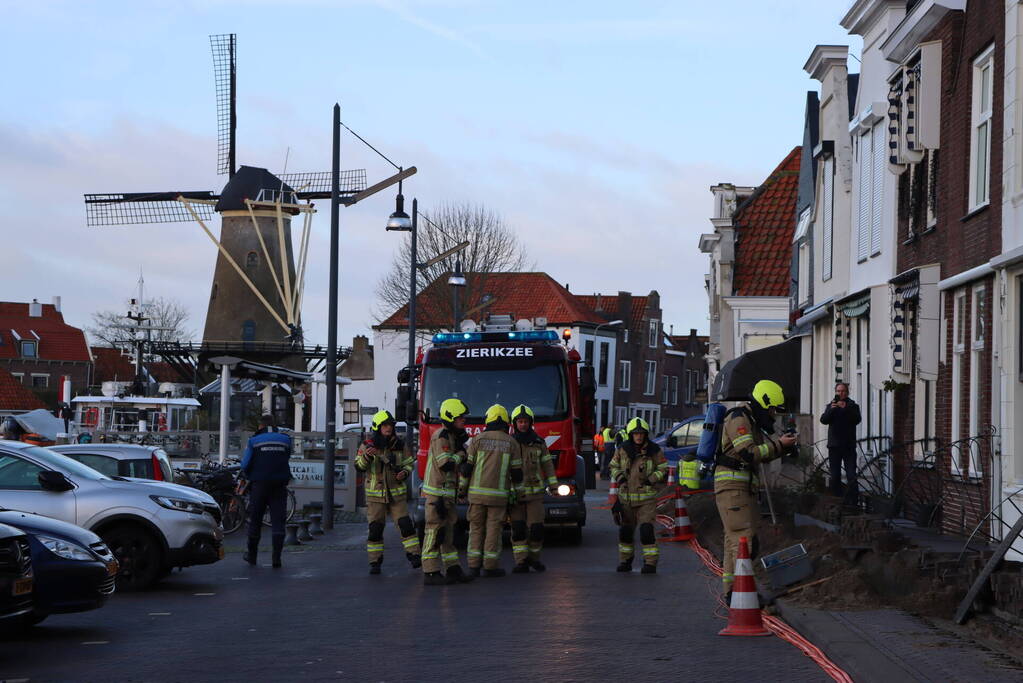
[711,337,801,404]
[10,409,65,441]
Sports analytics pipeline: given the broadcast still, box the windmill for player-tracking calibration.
[83,34,414,368]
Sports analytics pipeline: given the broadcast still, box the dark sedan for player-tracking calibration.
[0,522,33,629]
[0,509,116,626]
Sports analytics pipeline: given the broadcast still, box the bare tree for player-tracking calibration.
[88,296,195,353]
[374,202,532,329]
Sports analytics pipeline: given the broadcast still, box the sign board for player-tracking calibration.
[171,459,348,488]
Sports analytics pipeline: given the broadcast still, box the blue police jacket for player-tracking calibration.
[241,430,293,483]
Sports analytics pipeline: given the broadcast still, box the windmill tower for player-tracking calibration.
[83,34,367,364]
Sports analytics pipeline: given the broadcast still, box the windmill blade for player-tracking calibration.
[280,170,367,199]
[210,33,237,177]
[84,192,217,226]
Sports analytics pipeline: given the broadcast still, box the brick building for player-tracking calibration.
[0,298,91,407]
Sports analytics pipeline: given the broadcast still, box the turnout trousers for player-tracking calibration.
[366,497,421,564]
[618,500,659,566]
[715,486,757,592]
[421,496,458,574]
[508,498,544,564]
[467,503,506,570]
[248,480,287,544]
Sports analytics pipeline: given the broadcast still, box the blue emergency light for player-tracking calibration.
[431,330,558,345]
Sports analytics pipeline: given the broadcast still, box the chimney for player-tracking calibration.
[616,291,632,328]
[29,299,42,317]
[352,335,369,353]
[52,296,61,313]
[670,324,674,335]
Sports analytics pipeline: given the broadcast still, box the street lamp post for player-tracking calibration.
[448,259,467,329]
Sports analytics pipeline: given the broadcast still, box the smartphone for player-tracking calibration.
[833,394,841,403]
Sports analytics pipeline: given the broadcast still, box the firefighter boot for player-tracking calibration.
[512,562,530,574]
[243,537,258,566]
[446,565,474,584]
[406,552,422,569]
[641,564,657,574]
[529,558,547,572]
[369,559,382,575]
[616,559,633,572]
[469,566,481,578]
[424,572,446,586]
[271,534,284,569]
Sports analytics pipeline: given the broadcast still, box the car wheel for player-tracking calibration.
[104,524,163,591]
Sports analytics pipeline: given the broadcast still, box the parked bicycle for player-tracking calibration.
[175,462,247,534]
[235,478,298,527]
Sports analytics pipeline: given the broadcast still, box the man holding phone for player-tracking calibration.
[820,382,862,505]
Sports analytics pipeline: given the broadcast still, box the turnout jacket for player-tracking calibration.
[461,427,522,506]
[512,431,558,500]
[355,435,413,503]
[609,440,668,504]
[241,430,293,483]
[715,405,784,493]
[423,427,466,499]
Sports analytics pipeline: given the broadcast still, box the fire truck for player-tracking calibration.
[398,316,595,542]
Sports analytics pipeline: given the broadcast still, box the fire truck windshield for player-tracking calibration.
[422,363,568,422]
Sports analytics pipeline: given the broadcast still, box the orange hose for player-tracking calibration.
[686,537,854,683]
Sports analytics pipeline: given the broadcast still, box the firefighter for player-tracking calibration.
[354,410,422,575]
[599,424,616,479]
[509,404,558,573]
[609,417,668,573]
[715,379,797,597]
[421,398,474,586]
[461,404,522,577]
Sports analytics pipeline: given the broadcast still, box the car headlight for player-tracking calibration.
[150,495,206,515]
[38,535,95,561]
[556,484,573,496]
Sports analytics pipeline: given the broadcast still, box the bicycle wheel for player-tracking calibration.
[220,494,247,534]
[263,489,297,527]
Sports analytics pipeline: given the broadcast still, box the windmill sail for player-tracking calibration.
[210,33,237,177]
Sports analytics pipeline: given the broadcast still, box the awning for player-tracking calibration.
[840,294,871,318]
[711,337,801,404]
[896,283,919,300]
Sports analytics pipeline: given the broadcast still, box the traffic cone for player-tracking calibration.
[666,465,677,487]
[718,536,770,637]
[659,485,694,543]
[599,478,619,510]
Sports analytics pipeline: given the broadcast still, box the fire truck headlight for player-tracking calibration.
[556,484,571,497]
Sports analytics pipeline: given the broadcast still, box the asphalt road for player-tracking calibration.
[1,494,830,682]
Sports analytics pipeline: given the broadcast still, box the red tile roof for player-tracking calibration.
[377,272,606,328]
[0,302,91,362]
[576,294,651,331]
[732,147,801,297]
[91,347,191,384]
[0,368,47,411]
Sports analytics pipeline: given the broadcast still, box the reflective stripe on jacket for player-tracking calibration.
[714,405,782,493]
[423,428,464,498]
[463,429,522,505]
[609,441,668,504]
[355,439,412,502]
[516,437,558,499]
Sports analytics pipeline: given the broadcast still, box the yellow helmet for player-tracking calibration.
[371,409,396,431]
[752,379,786,411]
[485,404,510,424]
[439,398,469,423]
[511,404,534,423]
[626,417,650,435]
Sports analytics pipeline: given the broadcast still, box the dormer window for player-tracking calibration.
[20,340,37,358]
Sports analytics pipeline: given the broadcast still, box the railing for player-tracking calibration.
[82,430,360,460]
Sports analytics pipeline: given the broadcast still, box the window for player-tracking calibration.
[913,378,936,461]
[951,291,966,449]
[822,156,834,280]
[798,243,809,304]
[71,454,120,478]
[856,124,885,260]
[618,361,631,391]
[644,361,657,395]
[246,251,259,268]
[648,320,658,348]
[670,419,705,448]
[670,375,678,405]
[10,373,23,384]
[20,340,37,358]
[343,399,360,424]
[598,342,609,386]
[0,454,44,490]
[584,339,594,367]
[600,400,609,427]
[615,406,627,428]
[970,45,994,210]
[31,374,48,388]
[661,375,669,403]
[968,285,986,476]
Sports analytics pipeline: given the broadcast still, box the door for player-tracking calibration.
[0,452,77,523]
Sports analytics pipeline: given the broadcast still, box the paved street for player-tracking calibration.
[1,493,830,682]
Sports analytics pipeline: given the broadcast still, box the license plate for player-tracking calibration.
[549,508,568,516]
[218,546,225,560]
[106,561,119,577]
[13,577,32,596]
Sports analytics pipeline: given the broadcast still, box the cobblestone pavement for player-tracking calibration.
[2,493,830,682]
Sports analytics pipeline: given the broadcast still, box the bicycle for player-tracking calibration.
[175,464,248,534]
[234,478,297,528]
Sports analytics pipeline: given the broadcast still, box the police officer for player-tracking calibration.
[509,404,558,573]
[241,415,293,568]
[715,379,797,597]
[461,404,521,577]
[422,398,474,586]
[354,410,422,575]
[609,417,667,573]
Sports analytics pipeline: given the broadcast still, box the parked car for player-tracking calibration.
[342,421,407,438]
[0,522,33,629]
[0,508,116,626]
[0,440,224,590]
[654,415,707,464]
[50,444,173,482]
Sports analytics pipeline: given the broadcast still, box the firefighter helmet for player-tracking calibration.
[440,398,469,423]
[626,417,650,435]
[511,404,534,424]
[371,409,396,431]
[752,379,786,411]
[485,404,510,425]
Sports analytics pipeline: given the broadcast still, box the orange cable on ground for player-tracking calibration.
[685,537,853,683]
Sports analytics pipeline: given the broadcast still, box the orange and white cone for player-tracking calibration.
[718,536,770,637]
[666,465,677,487]
[599,479,619,510]
[659,484,694,543]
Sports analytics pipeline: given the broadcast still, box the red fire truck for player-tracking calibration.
[406,323,595,541]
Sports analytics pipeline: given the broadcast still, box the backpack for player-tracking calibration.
[695,403,750,464]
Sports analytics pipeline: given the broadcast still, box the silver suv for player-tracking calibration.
[0,441,223,590]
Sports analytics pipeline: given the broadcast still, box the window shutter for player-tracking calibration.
[858,133,871,260]
[871,123,885,255]
[822,157,834,280]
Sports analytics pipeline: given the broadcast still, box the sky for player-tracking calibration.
[0,0,861,346]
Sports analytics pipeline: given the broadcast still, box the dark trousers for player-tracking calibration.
[248,480,287,541]
[600,445,615,478]
[828,447,858,503]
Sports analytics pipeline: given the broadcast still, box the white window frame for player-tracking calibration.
[618,360,631,391]
[623,329,629,344]
[969,45,994,212]
[967,285,986,477]
[644,360,657,396]
[857,131,872,262]
[614,406,627,429]
[913,377,936,462]
[648,320,658,348]
[10,373,23,384]
[870,122,884,256]
[30,373,49,388]
[822,156,835,280]
[951,291,966,458]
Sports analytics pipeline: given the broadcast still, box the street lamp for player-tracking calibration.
[448,259,467,329]
[386,172,412,231]
[589,319,623,365]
